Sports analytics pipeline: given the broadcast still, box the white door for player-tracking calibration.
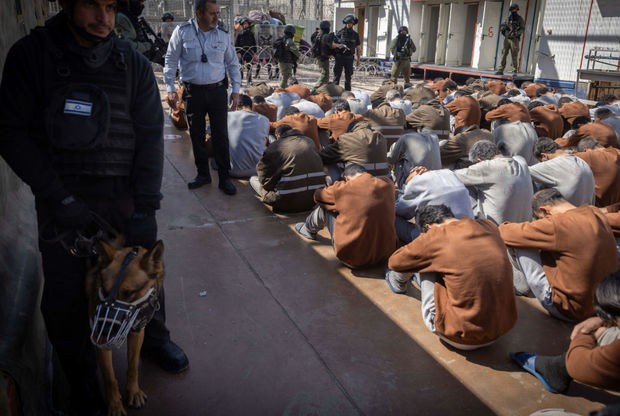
[434,3,450,65]
[418,4,431,63]
[411,2,423,63]
[377,7,392,58]
[445,3,466,66]
[471,1,502,70]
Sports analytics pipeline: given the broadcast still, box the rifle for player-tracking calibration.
[333,32,351,54]
[137,16,167,66]
[395,35,413,59]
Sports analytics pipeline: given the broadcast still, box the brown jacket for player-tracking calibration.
[566,334,620,392]
[370,81,403,103]
[253,102,278,122]
[403,85,435,104]
[487,80,506,96]
[364,103,406,148]
[315,173,397,268]
[317,111,364,141]
[558,100,589,124]
[405,99,451,140]
[564,122,619,148]
[440,126,494,167]
[285,84,311,99]
[477,91,502,112]
[523,83,548,98]
[319,121,389,177]
[499,206,618,321]
[485,103,531,123]
[445,95,482,129]
[576,148,620,206]
[256,129,325,212]
[530,104,564,138]
[388,218,517,345]
[307,93,334,113]
[316,82,344,97]
[271,113,321,149]
[246,82,274,97]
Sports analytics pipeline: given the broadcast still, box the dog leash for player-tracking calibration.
[39,211,121,257]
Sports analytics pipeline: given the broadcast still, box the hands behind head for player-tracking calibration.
[570,316,605,341]
[404,166,429,185]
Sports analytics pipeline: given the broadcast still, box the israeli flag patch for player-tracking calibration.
[64,99,93,116]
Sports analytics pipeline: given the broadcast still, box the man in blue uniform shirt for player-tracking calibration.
[164,0,241,194]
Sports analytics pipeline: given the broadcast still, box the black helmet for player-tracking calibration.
[239,16,250,25]
[319,20,331,31]
[343,14,358,25]
[284,25,296,36]
[161,12,174,22]
[509,3,519,11]
[398,26,409,33]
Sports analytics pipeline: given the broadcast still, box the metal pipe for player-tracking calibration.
[575,0,594,92]
[524,0,538,73]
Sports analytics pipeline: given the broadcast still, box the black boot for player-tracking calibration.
[218,173,237,195]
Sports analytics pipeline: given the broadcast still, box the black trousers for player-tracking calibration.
[333,55,355,91]
[35,186,169,413]
[184,82,231,178]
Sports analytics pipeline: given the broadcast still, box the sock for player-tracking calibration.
[534,354,571,393]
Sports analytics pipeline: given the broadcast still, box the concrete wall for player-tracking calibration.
[0,1,49,415]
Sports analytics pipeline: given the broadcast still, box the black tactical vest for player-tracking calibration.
[36,28,137,178]
[337,28,357,55]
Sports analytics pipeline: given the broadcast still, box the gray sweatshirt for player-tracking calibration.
[529,154,595,206]
[455,155,533,224]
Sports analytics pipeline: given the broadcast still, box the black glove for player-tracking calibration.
[50,191,92,230]
[125,212,157,248]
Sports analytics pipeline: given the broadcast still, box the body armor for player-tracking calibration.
[37,28,137,178]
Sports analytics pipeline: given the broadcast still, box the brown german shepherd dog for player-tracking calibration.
[85,240,164,416]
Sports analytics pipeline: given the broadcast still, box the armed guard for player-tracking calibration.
[275,25,301,88]
[312,20,345,91]
[389,26,416,84]
[334,14,361,91]
[496,3,525,75]
[116,0,167,65]
[235,16,257,84]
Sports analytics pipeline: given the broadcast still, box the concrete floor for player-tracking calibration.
[114,76,620,416]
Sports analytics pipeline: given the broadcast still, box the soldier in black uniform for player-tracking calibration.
[235,16,257,84]
[0,1,188,414]
[333,14,361,91]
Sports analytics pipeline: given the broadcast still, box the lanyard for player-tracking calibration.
[192,19,208,63]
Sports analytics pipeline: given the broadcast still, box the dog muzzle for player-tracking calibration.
[89,247,160,349]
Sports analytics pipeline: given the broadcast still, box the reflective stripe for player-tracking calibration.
[426,129,450,135]
[360,162,390,170]
[277,184,324,195]
[278,171,325,182]
[373,125,404,130]
[372,125,404,139]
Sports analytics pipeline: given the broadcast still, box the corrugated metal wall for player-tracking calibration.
[536,0,620,84]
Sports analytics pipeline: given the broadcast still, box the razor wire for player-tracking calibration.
[234,46,386,86]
